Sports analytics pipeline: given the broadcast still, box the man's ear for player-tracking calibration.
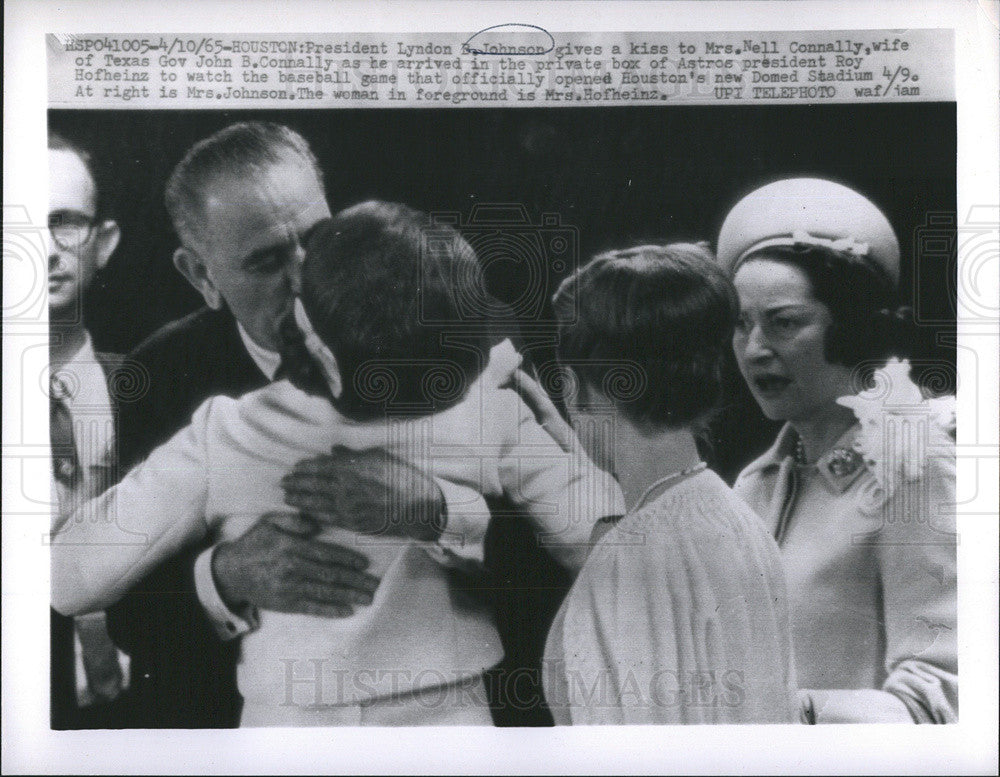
[93,220,121,271]
[173,246,223,310]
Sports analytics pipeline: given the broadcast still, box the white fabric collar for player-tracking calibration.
[236,323,282,381]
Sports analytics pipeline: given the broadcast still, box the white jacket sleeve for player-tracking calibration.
[496,391,625,572]
[877,446,957,723]
[51,398,216,616]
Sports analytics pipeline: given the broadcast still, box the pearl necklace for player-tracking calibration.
[632,462,708,512]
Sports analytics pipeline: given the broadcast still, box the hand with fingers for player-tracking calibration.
[505,368,578,454]
[211,511,380,619]
[281,446,446,542]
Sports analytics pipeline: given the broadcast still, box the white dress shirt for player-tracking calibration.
[50,333,114,503]
[49,333,130,704]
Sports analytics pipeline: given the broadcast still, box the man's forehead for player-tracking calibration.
[204,154,322,201]
[194,157,329,259]
[49,148,97,214]
[204,165,323,226]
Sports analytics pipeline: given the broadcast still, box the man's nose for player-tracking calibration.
[49,243,65,271]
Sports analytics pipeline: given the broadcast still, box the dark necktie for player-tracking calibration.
[50,373,81,487]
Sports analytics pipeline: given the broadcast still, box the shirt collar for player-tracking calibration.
[739,423,798,478]
[482,338,523,388]
[236,323,281,381]
[66,330,97,373]
[54,332,111,413]
[740,422,867,494]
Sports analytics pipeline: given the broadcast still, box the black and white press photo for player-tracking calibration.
[42,99,958,727]
[4,4,998,775]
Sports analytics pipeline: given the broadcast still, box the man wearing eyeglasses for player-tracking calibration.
[48,132,130,728]
[48,134,120,340]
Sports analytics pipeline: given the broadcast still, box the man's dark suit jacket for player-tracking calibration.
[105,306,571,727]
[106,308,267,728]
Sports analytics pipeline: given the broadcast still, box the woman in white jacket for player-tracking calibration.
[51,201,623,726]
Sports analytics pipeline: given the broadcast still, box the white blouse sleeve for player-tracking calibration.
[51,397,217,616]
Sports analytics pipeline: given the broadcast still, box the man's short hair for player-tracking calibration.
[48,132,111,219]
[552,243,738,429]
[164,121,323,247]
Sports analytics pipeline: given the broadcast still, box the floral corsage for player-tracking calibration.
[836,358,955,499]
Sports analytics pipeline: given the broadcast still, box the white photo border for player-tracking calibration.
[4,1,998,774]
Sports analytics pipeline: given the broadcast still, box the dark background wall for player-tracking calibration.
[50,103,956,480]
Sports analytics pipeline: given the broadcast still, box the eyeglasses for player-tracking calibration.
[48,211,99,251]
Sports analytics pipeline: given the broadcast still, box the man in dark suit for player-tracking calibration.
[105,123,383,727]
[106,121,575,727]
[48,133,131,729]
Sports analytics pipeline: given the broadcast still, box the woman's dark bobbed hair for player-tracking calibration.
[551,243,739,429]
[739,244,912,369]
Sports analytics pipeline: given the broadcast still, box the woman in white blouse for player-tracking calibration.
[534,243,797,724]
